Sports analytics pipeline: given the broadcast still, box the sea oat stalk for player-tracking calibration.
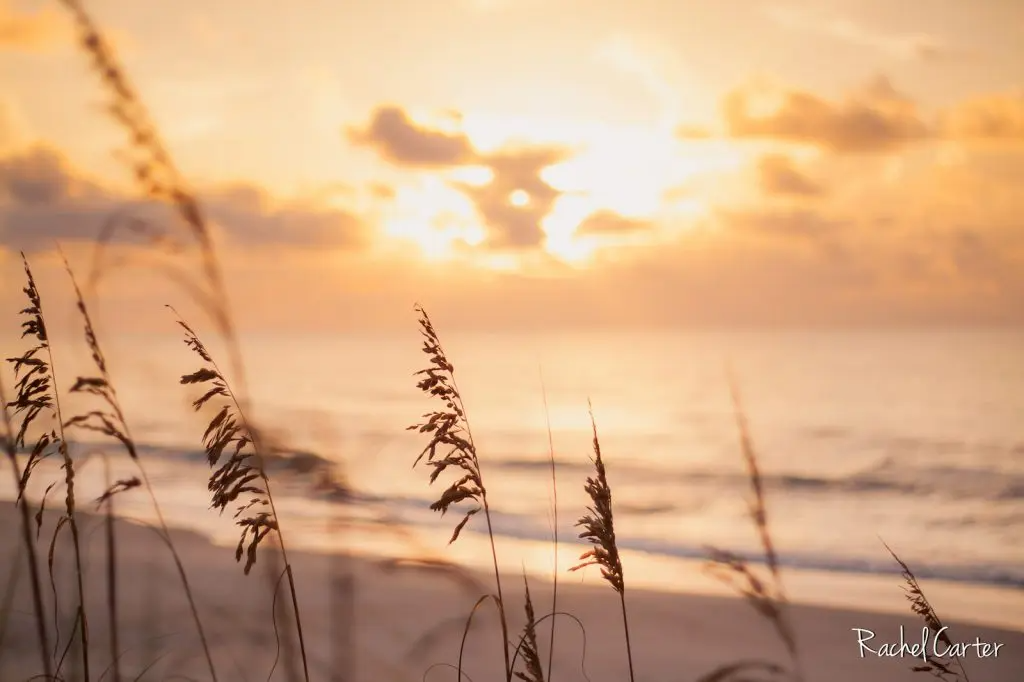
[175,311,309,682]
[60,257,218,681]
[57,0,236,345]
[884,542,971,682]
[570,402,634,682]
[539,371,558,682]
[407,304,511,678]
[514,573,545,682]
[704,369,800,680]
[5,253,90,681]
[0,373,52,678]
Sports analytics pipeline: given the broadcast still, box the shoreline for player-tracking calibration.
[1,501,1021,682]
[3,472,1023,634]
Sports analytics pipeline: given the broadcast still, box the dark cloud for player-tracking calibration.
[576,209,652,236]
[457,146,571,248]
[0,146,105,205]
[756,153,823,197]
[0,146,367,253]
[350,105,572,249]
[346,106,476,167]
[204,184,368,250]
[0,146,128,252]
[720,77,930,153]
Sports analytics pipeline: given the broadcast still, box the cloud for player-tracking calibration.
[346,106,476,167]
[204,184,368,250]
[349,105,572,249]
[763,6,955,61]
[575,209,652,236]
[721,77,930,153]
[721,207,843,248]
[0,1,67,51]
[6,148,1023,332]
[756,154,823,196]
[0,146,368,253]
[0,146,105,205]
[456,146,571,248]
[942,91,1024,141]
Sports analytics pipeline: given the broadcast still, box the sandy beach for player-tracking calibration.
[1,502,1020,682]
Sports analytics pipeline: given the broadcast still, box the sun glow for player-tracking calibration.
[543,126,742,216]
[382,178,484,259]
[378,120,735,266]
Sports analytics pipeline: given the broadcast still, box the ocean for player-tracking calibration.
[3,327,1023,627]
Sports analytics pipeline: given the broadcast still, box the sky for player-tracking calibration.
[0,0,1023,332]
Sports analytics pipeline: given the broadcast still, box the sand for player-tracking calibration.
[0,502,1021,682]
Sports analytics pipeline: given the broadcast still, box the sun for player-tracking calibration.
[509,189,530,207]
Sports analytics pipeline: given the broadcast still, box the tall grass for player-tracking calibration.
[884,542,972,682]
[36,2,331,680]
[406,311,628,682]
[407,304,512,679]
[60,258,218,681]
[514,574,545,682]
[58,0,242,368]
[6,254,90,681]
[175,312,310,682]
[539,372,558,682]
[0,371,51,678]
[703,369,800,682]
[570,402,634,682]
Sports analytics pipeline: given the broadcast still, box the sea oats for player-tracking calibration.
[540,371,558,682]
[6,253,90,681]
[704,546,792,653]
[885,542,971,682]
[58,0,246,409]
[513,574,545,682]
[59,258,218,681]
[407,304,511,678]
[705,370,799,680]
[62,258,136,460]
[57,0,210,264]
[7,257,59,491]
[570,402,634,682]
[408,305,485,545]
[175,311,309,681]
[570,403,624,595]
[176,314,274,573]
[0,373,52,678]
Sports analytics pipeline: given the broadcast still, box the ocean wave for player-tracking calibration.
[489,456,1024,502]
[36,440,1022,591]
[386,503,1024,590]
[61,437,1024,506]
